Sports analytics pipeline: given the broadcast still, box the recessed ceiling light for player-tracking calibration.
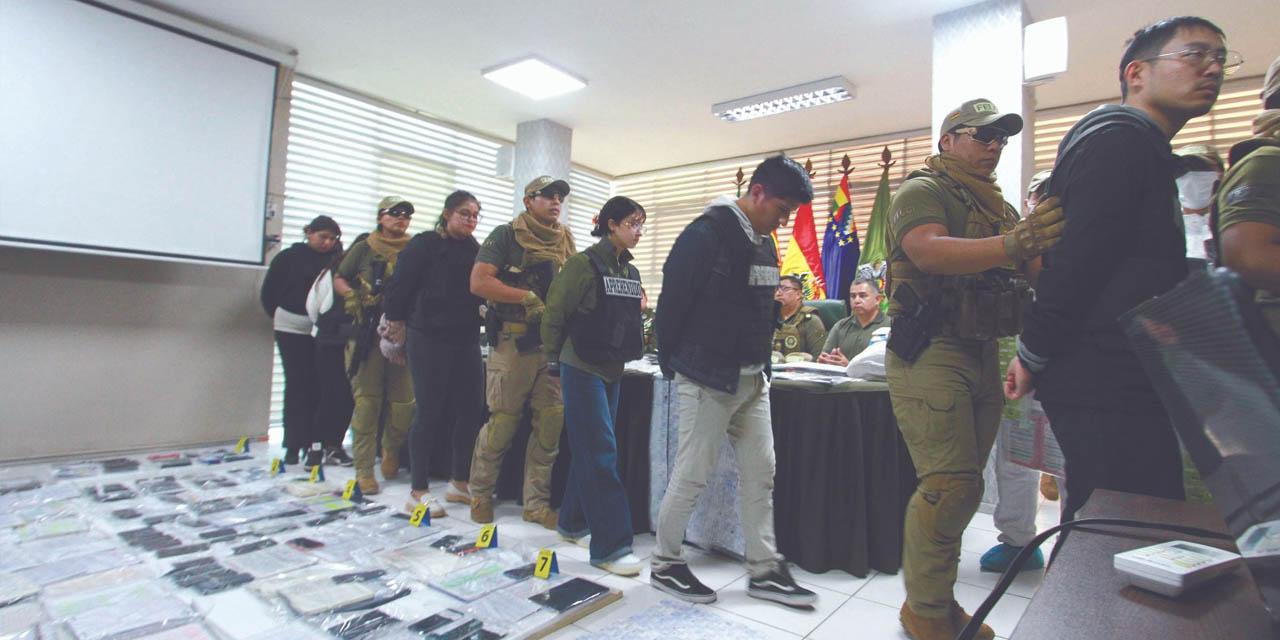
[713,76,855,123]
[482,56,586,100]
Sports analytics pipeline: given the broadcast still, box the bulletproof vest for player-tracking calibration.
[887,168,1032,340]
[492,250,560,323]
[569,249,644,365]
[680,206,780,365]
[773,307,817,355]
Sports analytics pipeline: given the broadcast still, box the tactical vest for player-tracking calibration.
[887,168,1032,340]
[774,307,818,355]
[569,250,644,365]
[1210,139,1280,266]
[678,207,780,367]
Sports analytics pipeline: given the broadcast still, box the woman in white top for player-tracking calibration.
[260,215,341,465]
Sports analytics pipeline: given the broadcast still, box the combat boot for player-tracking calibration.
[948,601,994,640]
[356,470,380,496]
[470,497,494,524]
[380,449,400,480]
[900,601,986,640]
[522,507,558,530]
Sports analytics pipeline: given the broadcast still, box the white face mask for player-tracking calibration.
[1176,171,1218,211]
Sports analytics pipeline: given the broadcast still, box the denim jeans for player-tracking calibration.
[557,363,633,564]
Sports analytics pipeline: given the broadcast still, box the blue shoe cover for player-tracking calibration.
[980,543,1044,572]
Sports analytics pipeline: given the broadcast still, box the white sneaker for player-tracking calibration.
[596,553,643,577]
[558,533,591,549]
[405,492,446,518]
[443,482,471,504]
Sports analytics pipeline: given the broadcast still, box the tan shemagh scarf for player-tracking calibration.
[513,210,575,267]
[365,228,410,263]
[926,154,1008,222]
[1253,110,1280,139]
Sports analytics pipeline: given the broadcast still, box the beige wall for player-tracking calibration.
[0,246,272,461]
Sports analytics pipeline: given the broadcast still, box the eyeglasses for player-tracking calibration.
[454,211,480,221]
[1143,46,1243,75]
[380,204,414,219]
[624,219,647,233]
[776,285,800,292]
[951,126,1009,148]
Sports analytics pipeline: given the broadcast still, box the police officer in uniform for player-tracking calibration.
[885,99,1064,640]
[468,175,576,529]
[772,274,826,361]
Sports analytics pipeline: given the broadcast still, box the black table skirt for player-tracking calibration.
[770,387,917,576]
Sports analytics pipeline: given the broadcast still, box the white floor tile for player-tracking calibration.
[967,511,999,533]
[850,571,906,608]
[955,549,1044,599]
[953,581,1031,639]
[807,596,910,640]
[706,581,849,637]
[789,565,877,596]
[699,608,804,639]
[960,525,1001,554]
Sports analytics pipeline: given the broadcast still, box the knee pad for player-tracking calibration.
[916,472,983,540]
[484,411,521,451]
[350,397,381,434]
[388,401,415,435]
[531,406,564,451]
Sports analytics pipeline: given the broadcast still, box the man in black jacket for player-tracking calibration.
[651,155,817,607]
[1007,16,1232,523]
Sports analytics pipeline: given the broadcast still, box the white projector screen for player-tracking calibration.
[0,0,279,265]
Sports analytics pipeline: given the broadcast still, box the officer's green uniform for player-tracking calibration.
[773,305,826,359]
[640,308,657,354]
[885,166,1029,618]
[337,236,414,477]
[822,310,890,359]
[1216,143,1280,336]
[471,222,574,516]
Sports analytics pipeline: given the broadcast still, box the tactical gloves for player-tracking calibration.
[521,289,545,320]
[1004,195,1065,263]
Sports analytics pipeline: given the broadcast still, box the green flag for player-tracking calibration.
[859,164,891,268]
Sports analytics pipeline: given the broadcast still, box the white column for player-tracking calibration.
[513,119,573,215]
[932,0,1035,208]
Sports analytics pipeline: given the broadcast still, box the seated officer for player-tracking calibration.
[818,277,888,366]
[772,275,826,361]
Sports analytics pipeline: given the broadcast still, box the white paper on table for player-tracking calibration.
[0,600,44,636]
[45,581,196,640]
[16,548,140,586]
[0,571,40,605]
[222,544,316,579]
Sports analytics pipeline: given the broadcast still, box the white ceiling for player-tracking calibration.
[150,0,1278,176]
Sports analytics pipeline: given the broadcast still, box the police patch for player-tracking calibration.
[602,276,643,298]
[784,335,798,349]
[749,265,780,287]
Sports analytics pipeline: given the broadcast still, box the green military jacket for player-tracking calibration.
[337,235,400,321]
[773,305,826,359]
[542,237,637,383]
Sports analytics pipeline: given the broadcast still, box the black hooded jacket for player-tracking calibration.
[261,242,334,317]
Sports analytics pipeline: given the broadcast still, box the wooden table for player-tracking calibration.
[1011,489,1276,639]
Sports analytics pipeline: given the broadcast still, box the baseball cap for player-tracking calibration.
[1027,170,1052,197]
[1174,144,1224,173]
[523,175,571,199]
[377,196,414,216]
[1263,56,1280,102]
[940,98,1024,138]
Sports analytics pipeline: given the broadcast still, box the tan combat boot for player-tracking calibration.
[470,497,494,524]
[1040,473,1059,501]
[948,601,994,640]
[356,470,380,496]
[380,450,400,481]
[522,507,558,531]
[900,601,973,640]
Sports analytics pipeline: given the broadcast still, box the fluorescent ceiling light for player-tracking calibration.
[1024,17,1068,84]
[713,76,855,123]
[482,56,586,100]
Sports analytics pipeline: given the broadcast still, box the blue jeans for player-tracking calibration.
[558,363,633,564]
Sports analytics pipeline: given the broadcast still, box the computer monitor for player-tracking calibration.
[1123,265,1280,622]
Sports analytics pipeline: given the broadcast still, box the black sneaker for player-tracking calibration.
[325,446,354,467]
[305,448,323,468]
[650,563,716,604]
[283,448,300,465]
[748,563,816,606]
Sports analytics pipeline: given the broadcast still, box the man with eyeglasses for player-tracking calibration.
[884,98,1064,640]
[1008,17,1231,537]
[772,274,826,361]
[467,175,576,529]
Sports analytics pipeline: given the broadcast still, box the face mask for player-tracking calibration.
[1176,171,1218,211]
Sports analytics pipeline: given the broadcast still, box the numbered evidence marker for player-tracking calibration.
[270,458,283,475]
[409,504,430,527]
[534,548,559,579]
[309,465,322,483]
[476,524,498,548]
[234,437,249,454]
[342,479,359,501]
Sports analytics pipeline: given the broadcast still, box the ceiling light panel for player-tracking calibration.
[712,76,855,123]
[482,56,586,100]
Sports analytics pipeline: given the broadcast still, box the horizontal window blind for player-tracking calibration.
[566,166,613,249]
[614,132,933,301]
[1033,75,1267,171]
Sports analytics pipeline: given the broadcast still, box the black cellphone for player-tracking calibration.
[233,539,277,555]
[426,619,482,640]
[287,537,324,550]
[528,578,610,613]
[429,535,461,550]
[332,569,385,583]
[328,610,399,639]
[407,614,453,634]
[503,563,536,580]
[156,543,211,558]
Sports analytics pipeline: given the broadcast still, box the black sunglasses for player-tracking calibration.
[952,125,1009,147]
[380,203,414,218]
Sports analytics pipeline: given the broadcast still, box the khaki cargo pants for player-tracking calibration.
[470,325,563,513]
[346,342,414,475]
[886,336,1002,618]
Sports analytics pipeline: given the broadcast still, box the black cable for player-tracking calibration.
[956,517,1232,640]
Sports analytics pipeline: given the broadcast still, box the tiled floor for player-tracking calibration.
[304,438,1063,640]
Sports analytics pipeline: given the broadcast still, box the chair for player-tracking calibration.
[806,298,849,331]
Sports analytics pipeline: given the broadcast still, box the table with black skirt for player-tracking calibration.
[427,366,915,578]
